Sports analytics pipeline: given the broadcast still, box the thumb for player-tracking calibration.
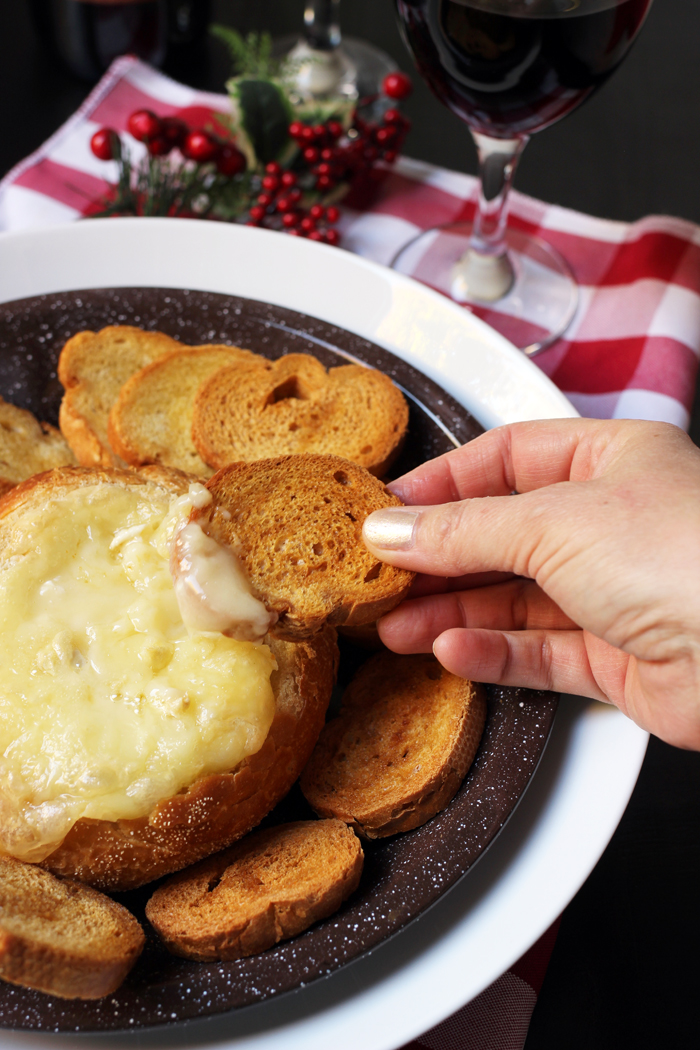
[362,492,560,579]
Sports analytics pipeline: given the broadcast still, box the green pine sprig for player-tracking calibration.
[210,25,279,78]
[89,150,254,221]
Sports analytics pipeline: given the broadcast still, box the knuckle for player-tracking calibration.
[425,502,471,564]
[509,579,530,629]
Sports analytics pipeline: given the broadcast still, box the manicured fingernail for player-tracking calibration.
[362,508,419,551]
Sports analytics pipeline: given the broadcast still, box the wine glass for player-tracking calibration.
[391,0,653,355]
[278,0,397,101]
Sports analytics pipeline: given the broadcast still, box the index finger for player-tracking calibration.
[388,417,620,506]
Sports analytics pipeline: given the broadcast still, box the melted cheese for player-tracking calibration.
[0,481,276,863]
[171,521,274,642]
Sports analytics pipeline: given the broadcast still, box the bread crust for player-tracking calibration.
[0,465,338,890]
[301,653,487,838]
[0,856,145,999]
[145,820,363,961]
[198,454,415,641]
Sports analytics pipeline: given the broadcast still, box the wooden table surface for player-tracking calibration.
[1,2,699,1047]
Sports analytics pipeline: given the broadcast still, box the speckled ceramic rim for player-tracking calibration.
[0,289,558,1032]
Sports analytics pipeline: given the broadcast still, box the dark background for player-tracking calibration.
[1,1,700,1046]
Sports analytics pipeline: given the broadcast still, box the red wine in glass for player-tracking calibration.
[392,0,653,354]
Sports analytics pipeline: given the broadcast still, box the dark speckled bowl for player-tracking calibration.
[0,289,557,1032]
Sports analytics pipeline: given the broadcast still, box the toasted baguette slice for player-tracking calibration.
[196,454,415,640]
[0,855,145,999]
[58,326,182,467]
[0,397,77,493]
[108,345,268,476]
[192,352,409,477]
[300,653,487,838]
[145,819,363,961]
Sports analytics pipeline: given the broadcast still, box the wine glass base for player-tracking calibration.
[391,223,578,356]
[274,35,396,101]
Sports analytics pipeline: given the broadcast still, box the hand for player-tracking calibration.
[362,419,700,750]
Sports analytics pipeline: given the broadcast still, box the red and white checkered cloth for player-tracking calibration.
[0,56,697,1049]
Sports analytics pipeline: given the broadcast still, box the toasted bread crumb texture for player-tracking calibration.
[108,345,268,475]
[42,629,338,891]
[0,855,145,999]
[0,397,76,489]
[301,653,487,838]
[58,326,183,467]
[192,353,409,476]
[200,454,415,640]
[145,819,363,961]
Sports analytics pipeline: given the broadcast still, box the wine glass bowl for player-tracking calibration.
[392,0,653,354]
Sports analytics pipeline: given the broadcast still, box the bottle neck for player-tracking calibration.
[303,0,341,51]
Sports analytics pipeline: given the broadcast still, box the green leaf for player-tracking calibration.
[234,78,291,166]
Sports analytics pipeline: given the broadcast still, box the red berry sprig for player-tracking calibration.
[87,76,412,240]
[246,161,341,243]
[91,111,248,177]
[89,108,249,220]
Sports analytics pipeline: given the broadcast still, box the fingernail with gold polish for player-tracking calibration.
[362,508,419,551]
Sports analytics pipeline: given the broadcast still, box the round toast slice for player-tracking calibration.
[58,325,183,468]
[196,453,415,640]
[108,344,268,476]
[145,819,363,961]
[191,352,409,476]
[300,653,487,838]
[0,397,77,494]
[0,855,145,999]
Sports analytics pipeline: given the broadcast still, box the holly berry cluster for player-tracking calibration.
[243,71,412,237]
[88,70,413,238]
[91,110,247,176]
[247,161,341,243]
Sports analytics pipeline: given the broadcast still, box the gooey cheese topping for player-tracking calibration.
[0,481,276,863]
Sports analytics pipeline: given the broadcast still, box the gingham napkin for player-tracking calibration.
[0,56,697,1050]
[342,167,700,432]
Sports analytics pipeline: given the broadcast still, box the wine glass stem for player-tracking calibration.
[470,131,528,259]
[304,0,341,51]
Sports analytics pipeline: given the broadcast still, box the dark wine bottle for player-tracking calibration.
[29,0,211,82]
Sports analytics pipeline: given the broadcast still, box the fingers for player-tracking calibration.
[387,418,624,506]
[363,485,570,579]
[379,578,576,653]
[432,627,628,702]
[408,570,514,599]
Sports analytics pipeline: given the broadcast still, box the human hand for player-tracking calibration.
[362,419,700,750]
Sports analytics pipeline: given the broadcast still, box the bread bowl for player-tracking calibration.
[0,464,339,891]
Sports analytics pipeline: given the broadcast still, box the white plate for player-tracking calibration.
[0,219,648,1050]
